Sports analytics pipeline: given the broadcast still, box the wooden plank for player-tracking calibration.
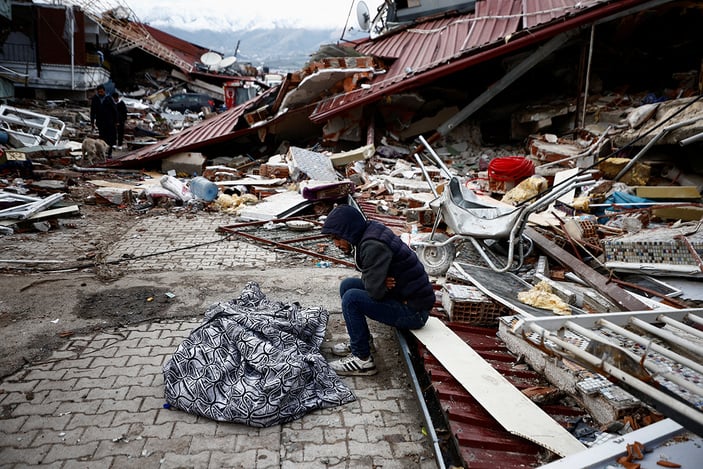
[0,205,80,227]
[634,185,700,199]
[525,226,651,311]
[412,317,586,457]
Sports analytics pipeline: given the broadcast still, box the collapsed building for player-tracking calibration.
[1,0,703,468]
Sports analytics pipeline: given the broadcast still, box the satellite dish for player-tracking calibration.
[200,52,223,69]
[218,56,237,69]
[356,1,371,32]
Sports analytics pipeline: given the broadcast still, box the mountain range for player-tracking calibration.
[156,25,366,72]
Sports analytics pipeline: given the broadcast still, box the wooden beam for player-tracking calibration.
[412,317,586,457]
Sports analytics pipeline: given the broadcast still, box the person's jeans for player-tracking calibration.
[339,277,429,358]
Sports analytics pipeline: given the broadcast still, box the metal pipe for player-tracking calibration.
[418,135,454,179]
[629,317,703,359]
[680,130,703,146]
[687,313,703,328]
[657,314,703,340]
[413,152,439,198]
[396,329,446,469]
[580,24,595,129]
[615,115,703,181]
[565,322,703,398]
[528,323,703,432]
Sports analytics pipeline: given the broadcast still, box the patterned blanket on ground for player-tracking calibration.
[163,282,355,427]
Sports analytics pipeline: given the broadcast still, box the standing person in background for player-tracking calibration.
[90,84,117,157]
[320,204,435,376]
[112,92,127,150]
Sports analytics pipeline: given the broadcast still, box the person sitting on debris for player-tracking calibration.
[90,84,118,157]
[321,204,435,376]
[112,92,127,150]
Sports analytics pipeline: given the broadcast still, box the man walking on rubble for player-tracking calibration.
[112,92,127,150]
[321,204,435,376]
[90,84,118,157]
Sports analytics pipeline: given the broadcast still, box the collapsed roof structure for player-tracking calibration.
[2,1,702,468]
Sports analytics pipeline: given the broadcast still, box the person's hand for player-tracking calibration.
[385,277,396,290]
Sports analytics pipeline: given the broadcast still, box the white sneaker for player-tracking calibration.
[330,354,377,376]
[332,336,375,357]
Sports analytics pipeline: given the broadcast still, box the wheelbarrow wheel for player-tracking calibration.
[416,234,456,276]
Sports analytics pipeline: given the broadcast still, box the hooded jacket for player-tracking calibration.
[321,205,435,312]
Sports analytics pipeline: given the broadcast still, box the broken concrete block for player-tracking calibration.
[286,146,337,182]
[161,152,206,176]
[328,144,375,168]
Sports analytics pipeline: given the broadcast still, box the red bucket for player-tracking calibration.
[487,156,534,193]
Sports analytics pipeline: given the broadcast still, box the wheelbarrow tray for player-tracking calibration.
[435,178,526,239]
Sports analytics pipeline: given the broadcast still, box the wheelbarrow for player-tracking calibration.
[410,136,594,275]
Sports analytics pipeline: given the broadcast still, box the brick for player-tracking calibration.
[280,427,323,444]
[348,439,392,458]
[24,368,67,382]
[46,389,90,403]
[131,422,174,439]
[93,437,145,460]
[0,416,29,434]
[12,401,60,417]
[0,380,40,394]
[29,427,84,446]
[20,414,72,433]
[0,445,50,465]
[55,400,102,416]
[127,386,161,402]
[209,449,257,468]
[158,451,210,469]
[66,411,115,429]
[85,386,129,401]
[172,421,217,438]
[92,356,129,369]
[97,397,141,414]
[359,398,400,413]
[112,409,158,427]
[33,378,78,394]
[76,423,131,443]
[155,408,197,425]
[64,367,104,380]
[41,440,100,464]
[189,435,236,453]
[303,441,348,461]
[0,389,46,406]
[73,376,117,391]
[0,428,37,448]
[53,358,94,371]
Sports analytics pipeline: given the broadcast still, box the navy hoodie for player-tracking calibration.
[321,205,435,312]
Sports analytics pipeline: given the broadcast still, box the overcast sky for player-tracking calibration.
[125,0,385,32]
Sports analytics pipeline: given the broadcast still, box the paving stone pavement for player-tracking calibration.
[0,212,439,468]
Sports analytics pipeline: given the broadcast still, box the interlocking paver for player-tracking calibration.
[0,213,437,468]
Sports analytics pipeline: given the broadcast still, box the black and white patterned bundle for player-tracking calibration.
[163,282,355,427]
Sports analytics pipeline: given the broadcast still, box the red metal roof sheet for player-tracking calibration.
[358,200,587,467]
[310,0,654,123]
[113,87,279,165]
[416,322,587,468]
[141,23,210,69]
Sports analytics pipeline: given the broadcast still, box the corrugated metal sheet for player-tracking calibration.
[113,90,270,165]
[358,201,587,468]
[310,0,653,123]
[417,323,586,468]
[140,23,209,68]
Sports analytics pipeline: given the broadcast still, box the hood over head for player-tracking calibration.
[321,205,367,245]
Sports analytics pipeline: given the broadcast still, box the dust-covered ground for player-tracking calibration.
[0,197,353,379]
